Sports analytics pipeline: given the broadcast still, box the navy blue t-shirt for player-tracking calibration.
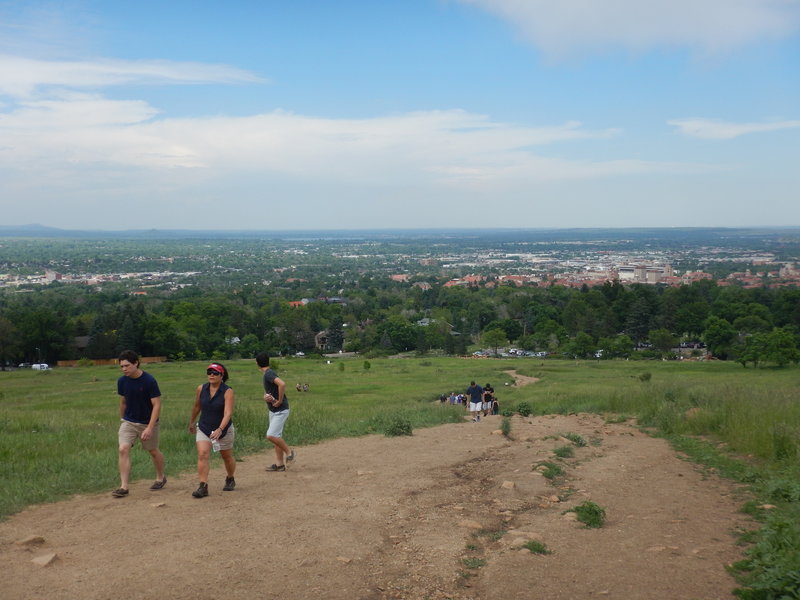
[117,371,161,424]
[467,384,483,403]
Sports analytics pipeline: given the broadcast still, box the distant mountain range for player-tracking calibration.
[0,223,798,243]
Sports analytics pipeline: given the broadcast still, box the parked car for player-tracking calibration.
[18,362,32,368]
[32,363,50,370]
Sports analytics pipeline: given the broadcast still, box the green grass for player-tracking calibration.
[461,557,487,569]
[553,445,574,458]
[560,432,587,447]
[522,540,552,555]
[569,501,607,528]
[537,461,565,480]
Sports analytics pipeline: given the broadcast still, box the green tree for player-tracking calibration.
[648,328,677,354]
[0,317,21,369]
[481,328,508,356]
[565,331,595,359]
[762,327,800,367]
[326,315,345,352]
[703,316,737,359]
[737,333,768,368]
[624,296,654,342]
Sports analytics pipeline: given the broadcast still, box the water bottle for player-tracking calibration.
[212,438,221,452]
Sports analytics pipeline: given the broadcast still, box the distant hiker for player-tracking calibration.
[113,350,166,498]
[466,381,484,422]
[482,383,494,417]
[187,362,236,498]
[257,353,296,472]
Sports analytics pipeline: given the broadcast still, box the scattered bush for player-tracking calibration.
[570,501,606,528]
[522,540,552,555]
[517,401,532,417]
[384,416,413,437]
[537,461,564,480]
[639,371,652,382]
[462,557,486,569]
[553,445,574,458]
[561,432,587,447]
[363,360,371,371]
[501,416,511,438]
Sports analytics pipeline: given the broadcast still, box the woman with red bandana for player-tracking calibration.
[188,362,236,497]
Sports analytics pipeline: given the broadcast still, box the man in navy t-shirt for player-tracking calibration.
[112,350,166,498]
[466,381,483,422]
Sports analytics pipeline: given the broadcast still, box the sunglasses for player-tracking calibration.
[206,369,222,376]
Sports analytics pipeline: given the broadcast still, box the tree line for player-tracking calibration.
[1,277,799,368]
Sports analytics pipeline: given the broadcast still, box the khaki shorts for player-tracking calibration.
[118,419,160,451]
[195,424,235,451]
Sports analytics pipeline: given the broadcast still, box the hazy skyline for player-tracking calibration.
[1,1,799,231]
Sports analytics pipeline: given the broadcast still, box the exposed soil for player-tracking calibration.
[2,372,753,600]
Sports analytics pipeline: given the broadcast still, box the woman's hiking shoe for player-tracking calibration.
[111,488,129,498]
[266,464,286,472]
[149,477,167,490]
[223,477,236,491]
[192,482,209,498]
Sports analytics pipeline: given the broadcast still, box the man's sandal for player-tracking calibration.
[149,477,167,490]
[111,488,129,498]
[266,464,286,472]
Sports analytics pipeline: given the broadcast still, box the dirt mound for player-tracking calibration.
[1,410,751,600]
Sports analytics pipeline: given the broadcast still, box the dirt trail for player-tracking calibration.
[2,372,752,600]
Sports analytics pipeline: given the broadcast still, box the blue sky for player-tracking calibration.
[1,0,798,231]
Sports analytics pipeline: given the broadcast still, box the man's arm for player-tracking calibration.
[274,376,286,403]
[119,396,126,419]
[141,396,161,441]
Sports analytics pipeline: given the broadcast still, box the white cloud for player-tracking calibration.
[0,54,265,97]
[669,117,800,139]
[459,0,800,57]
[0,91,689,189]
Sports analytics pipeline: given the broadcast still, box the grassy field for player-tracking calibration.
[1,356,798,596]
[0,356,508,518]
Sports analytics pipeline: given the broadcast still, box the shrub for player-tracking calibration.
[570,501,606,528]
[517,401,532,417]
[561,432,587,447]
[553,445,574,458]
[537,461,564,480]
[384,416,413,437]
[363,360,371,371]
[462,557,486,569]
[522,540,552,555]
[501,416,511,438]
[639,371,652,382]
